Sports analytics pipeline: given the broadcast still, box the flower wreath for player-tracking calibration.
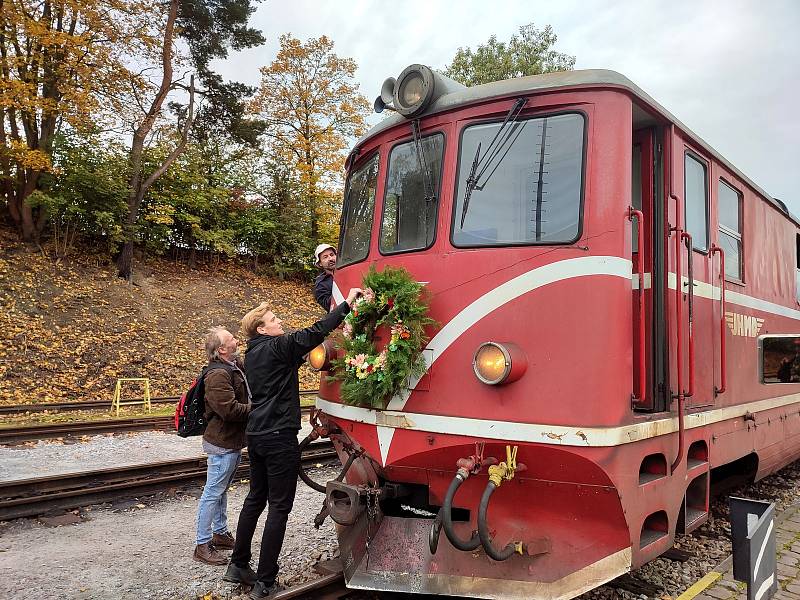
[332,266,435,409]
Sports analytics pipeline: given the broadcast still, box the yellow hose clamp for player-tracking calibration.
[514,541,525,555]
[504,445,518,481]
[488,463,507,487]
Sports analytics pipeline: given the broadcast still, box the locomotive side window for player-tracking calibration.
[452,112,584,246]
[684,153,709,251]
[796,234,800,303]
[760,335,800,383]
[339,154,379,267]
[718,180,742,280]
[380,133,444,254]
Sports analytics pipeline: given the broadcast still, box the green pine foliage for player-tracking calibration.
[333,266,436,409]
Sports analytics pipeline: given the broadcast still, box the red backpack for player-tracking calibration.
[174,365,234,437]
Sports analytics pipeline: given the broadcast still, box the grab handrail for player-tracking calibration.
[628,206,646,406]
[710,244,727,395]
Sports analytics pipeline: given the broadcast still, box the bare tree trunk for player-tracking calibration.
[116,0,194,280]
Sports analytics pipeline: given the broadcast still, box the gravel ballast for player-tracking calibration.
[0,465,340,600]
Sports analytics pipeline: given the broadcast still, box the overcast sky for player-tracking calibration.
[213,0,799,213]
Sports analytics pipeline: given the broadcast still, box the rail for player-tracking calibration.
[0,406,316,444]
[0,389,319,415]
[0,441,336,520]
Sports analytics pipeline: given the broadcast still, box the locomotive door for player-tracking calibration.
[631,129,660,411]
[664,137,717,410]
[680,148,716,409]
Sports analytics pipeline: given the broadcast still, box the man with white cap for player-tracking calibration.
[313,243,337,312]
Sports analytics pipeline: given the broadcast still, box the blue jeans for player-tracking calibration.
[196,450,241,545]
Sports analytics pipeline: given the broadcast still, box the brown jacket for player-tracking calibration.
[203,358,250,450]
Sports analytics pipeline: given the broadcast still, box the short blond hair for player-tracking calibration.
[242,302,270,339]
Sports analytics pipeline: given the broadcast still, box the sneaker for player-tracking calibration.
[193,542,227,566]
[212,531,235,550]
[250,581,282,599]
[223,562,257,586]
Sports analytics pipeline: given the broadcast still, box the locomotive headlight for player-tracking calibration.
[308,341,334,371]
[472,342,527,385]
[399,72,425,105]
[393,64,436,117]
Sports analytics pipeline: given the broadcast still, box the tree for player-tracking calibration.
[115,0,265,280]
[443,23,575,87]
[28,131,129,257]
[0,0,162,242]
[251,34,370,245]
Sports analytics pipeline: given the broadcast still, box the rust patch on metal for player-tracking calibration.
[375,412,414,429]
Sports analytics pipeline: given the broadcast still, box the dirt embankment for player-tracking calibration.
[0,229,325,406]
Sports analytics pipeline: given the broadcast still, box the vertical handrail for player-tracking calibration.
[628,207,646,406]
[710,244,727,395]
[680,232,695,399]
[670,215,685,474]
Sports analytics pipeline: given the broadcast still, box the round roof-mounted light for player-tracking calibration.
[472,342,527,385]
[393,64,436,117]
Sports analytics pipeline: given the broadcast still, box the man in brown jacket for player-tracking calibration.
[193,326,251,566]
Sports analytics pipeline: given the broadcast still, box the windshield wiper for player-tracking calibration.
[411,119,436,204]
[460,97,528,228]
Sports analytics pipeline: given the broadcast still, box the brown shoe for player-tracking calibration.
[212,531,235,550]
[193,542,227,566]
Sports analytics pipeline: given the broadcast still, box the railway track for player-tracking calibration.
[0,405,317,444]
[0,440,336,521]
[0,415,175,444]
[0,389,319,415]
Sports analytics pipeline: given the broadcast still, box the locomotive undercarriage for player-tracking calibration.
[320,421,635,600]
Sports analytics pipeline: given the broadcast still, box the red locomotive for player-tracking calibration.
[305,65,800,599]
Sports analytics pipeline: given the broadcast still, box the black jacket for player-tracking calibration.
[244,301,350,436]
[313,271,333,312]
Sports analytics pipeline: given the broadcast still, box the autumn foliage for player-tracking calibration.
[0,228,324,406]
[0,0,164,242]
[252,34,370,245]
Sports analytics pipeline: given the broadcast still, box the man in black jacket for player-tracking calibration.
[225,287,361,599]
[312,243,337,312]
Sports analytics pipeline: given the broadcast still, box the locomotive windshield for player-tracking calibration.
[452,112,585,246]
[339,153,379,266]
[379,133,444,254]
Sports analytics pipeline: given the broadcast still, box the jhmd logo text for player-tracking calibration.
[725,312,764,337]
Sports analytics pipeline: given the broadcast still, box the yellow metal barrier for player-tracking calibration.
[111,378,151,416]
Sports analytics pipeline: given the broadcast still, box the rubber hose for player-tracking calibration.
[442,474,481,551]
[297,434,326,493]
[478,481,518,561]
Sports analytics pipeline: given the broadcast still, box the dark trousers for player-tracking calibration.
[231,430,300,585]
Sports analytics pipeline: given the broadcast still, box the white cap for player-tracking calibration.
[314,243,336,266]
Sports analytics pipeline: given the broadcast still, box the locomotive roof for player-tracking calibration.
[360,69,795,225]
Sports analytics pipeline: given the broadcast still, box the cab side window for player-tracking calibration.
[684,153,709,251]
[718,180,742,281]
[796,234,800,303]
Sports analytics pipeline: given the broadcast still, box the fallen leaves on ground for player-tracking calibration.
[0,228,325,411]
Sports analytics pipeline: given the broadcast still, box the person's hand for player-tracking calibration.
[346,288,363,306]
